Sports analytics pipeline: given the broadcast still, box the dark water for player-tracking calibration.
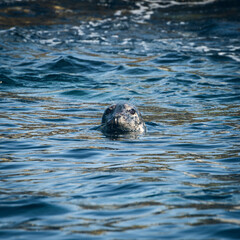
[1,0,240,239]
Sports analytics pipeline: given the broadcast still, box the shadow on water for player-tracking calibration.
[0,0,240,239]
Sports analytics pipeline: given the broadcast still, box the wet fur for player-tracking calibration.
[101,103,146,133]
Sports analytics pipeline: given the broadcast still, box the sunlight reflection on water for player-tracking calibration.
[0,0,240,239]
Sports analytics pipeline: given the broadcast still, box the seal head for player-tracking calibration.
[101,103,146,134]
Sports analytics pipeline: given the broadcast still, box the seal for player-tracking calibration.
[101,103,146,134]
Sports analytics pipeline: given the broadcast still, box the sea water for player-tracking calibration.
[0,0,240,239]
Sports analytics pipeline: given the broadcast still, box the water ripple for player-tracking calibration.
[0,1,240,239]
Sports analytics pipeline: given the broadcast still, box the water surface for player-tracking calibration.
[0,0,240,239]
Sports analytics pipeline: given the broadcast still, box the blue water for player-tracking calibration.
[0,0,240,239]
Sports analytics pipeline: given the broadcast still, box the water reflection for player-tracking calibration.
[1,0,240,239]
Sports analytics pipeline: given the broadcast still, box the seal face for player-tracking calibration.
[101,103,146,134]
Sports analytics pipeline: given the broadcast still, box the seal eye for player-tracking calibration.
[129,108,136,115]
[105,108,112,115]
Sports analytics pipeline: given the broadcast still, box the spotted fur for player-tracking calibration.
[101,103,146,134]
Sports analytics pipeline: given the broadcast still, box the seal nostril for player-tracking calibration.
[108,116,119,127]
[114,116,120,125]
